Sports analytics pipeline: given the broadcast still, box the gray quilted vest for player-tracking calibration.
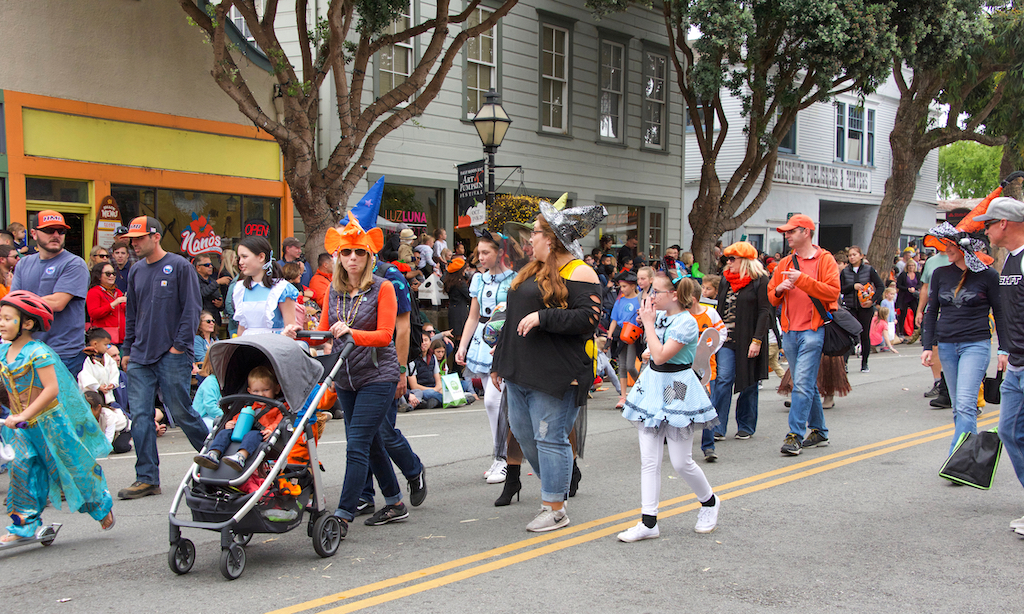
[327,276,400,390]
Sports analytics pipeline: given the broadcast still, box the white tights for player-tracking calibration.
[484,374,501,453]
[638,428,713,517]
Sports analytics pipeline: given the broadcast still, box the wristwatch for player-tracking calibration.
[399,366,408,374]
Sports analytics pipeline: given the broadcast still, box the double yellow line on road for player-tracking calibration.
[269,412,1000,614]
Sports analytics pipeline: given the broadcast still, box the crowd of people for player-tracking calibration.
[2,192,1024,547]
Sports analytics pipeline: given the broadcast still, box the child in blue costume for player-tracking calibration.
[0,291,114,545]
[618,275,720,542]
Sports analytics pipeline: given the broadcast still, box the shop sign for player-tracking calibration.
[244,218,271,238]
[457,160,486,227]
[181,213,222,256]
[382,209,428,226]
[96,195,122,248]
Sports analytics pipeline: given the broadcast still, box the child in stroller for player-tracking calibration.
[194,366,284,472]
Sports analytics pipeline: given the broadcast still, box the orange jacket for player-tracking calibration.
[308,269,333,305]
[767,247,841,332]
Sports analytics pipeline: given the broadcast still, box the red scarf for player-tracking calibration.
[724,269,753,292]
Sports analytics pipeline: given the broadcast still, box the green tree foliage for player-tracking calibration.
[938,141,1002,199]
[177,0,520,257]
[592,0,896,269]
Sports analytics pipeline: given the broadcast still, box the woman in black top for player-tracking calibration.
[839,246,884,372]
[921,224,1007,455]
[443,257,471,344]
[895,259,920,337]
[492,202,604,533]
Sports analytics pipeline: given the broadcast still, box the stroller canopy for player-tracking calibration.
[207,335,325,411]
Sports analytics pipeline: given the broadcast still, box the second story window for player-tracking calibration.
[836,103,873,165]
[466,7,496,116]
[867,109,876,166]
[778,112,796,154]
[380,3,413,95]
[599,40,624,141]
[643,51,667,150]
[541,24,569,133]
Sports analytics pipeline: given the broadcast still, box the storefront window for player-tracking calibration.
[597,204,640,257]
[381,185,441,235]
[26,178,89,203]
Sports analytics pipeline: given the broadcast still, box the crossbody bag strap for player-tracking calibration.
[790,255,830,321]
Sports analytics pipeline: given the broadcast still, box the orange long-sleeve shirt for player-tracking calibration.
[767,247,840,332]
[312,280,397,347]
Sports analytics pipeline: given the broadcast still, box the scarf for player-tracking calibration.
[724,269,753,292]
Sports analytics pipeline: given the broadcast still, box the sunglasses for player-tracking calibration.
[102,271,116,277]
[201,319,216,324]
[97,254,110,259]
[726,256,736,262]
[38,227,67,236]
[197,262,214,267]
[340,248,368,257]
[984,219,1000,230]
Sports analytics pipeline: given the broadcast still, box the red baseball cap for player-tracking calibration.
[35,210,70,230]
[123,215,163,238]
[776,214,816,233]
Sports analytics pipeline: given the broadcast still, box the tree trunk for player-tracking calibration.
[689,189,722,274]
[289,188,336,262]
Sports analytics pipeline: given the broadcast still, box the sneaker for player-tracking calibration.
[924,381,942,398]
[713,433,726,442]
[330,511,350,539]
[408,468,427,507]
[861,367,870,373]
[364,502,409,526]
[397,402,414,413]
[486,460,508,484]
[780,433,802,456]
[526,505,570,532]
[355,499,375,516]
[695,497,720,533]
[221,452,248,472]
[1010,516,1024,531]
[735,432,751,440]
[617,521,660,542]
[1015,527,1024,537]
[426,398,441,409]
[801,429,829,448]
[193,450,221,470]
[483,458,501,480]
[117,481,161,500]
[703,449,718,462]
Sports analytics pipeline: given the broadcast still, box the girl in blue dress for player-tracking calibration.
[0,291,114,545]
[618,275,720,542]
[232,235,299,336]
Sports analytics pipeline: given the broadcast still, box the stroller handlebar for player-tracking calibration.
[296,331,333,340]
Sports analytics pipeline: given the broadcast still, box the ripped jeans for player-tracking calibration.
[505,381,579,503]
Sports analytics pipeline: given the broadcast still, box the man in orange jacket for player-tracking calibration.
[308,253,334,306]
[767,214,840,456]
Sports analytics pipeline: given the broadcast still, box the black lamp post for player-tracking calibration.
[471,89,512,208]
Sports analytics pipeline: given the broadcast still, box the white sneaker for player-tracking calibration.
[694,497,720,534]
[486,460,508,484]
[617,521,660,542]
[483,458,501,480]
[1011,516,1024,531]
[526,505,570,532]
[1016,527,1024,537]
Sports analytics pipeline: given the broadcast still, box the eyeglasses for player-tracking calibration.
[726,256,736,262]
[531,229,544,235]
[984,219,1000,230]
[38,227,67,236]
[339,248,368,257]
[197,262,214,267]
[102,271,116,277]
[201,319,216,324]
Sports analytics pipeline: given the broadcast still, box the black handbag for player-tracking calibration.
[791,257,862,357]
[983,371,1003,405]
[939,429,1003,489]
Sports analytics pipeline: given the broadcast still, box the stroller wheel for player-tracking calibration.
[168,539,196,575]
[219,544,246,580]
[232,532,252,546]
[312,514,344,558]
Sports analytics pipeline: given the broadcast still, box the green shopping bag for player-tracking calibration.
[441,369,467,408]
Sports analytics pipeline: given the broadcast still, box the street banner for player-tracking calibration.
[457,160,486,227]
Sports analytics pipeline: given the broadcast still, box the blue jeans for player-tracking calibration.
[208,428,263,457]
[410,389,443,404]
[127,351,210,485]
[709,345,758,441]
[938,341,990,455]
[360,398,425,502]
[505,381,579,503]
[335,382,401,521]
[783,328,827,438]
[999,369,1024,489]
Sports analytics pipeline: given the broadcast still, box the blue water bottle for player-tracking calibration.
[231,406,256,442]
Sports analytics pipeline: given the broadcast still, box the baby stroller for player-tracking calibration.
[167,333,353,580]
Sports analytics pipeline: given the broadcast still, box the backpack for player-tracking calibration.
[375,261,424,362]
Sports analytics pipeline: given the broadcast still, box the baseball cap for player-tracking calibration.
[973,197,1024,223]
[35,210,70,230]
[123,215,162,238]
[776,214,816,233]
[282,237,302,249]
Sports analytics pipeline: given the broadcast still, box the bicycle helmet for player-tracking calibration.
[0,290,55,333]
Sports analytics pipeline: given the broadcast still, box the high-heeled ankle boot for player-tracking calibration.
[569,460,582,497]
[494,464,521,507]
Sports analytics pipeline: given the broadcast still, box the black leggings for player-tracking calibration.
[848,305,875,369]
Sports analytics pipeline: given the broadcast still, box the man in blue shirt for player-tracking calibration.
[118,216,209,500]
[10,210,89,377]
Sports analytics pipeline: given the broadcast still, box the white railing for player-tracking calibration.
[773,159,871,193]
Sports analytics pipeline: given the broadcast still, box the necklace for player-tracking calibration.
[336,289,362,326]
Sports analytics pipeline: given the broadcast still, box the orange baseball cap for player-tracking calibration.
[123,215,162,238]
[776,214,815,233]
[724,241,758,260]
[35,210,70,230]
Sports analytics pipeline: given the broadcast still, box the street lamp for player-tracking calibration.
[471,89,512,208]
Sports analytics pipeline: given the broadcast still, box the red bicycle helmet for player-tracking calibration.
[1,290,54,332]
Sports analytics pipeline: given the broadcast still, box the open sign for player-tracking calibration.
[244,219,271,237]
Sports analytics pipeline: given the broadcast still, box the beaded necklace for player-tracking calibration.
[336,289,363,326]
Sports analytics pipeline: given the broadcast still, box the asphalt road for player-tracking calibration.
[2,344,1023,613]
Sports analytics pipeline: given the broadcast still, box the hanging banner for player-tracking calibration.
[95,195,122,248]
[457,159,486,228]
[181,212,223,256]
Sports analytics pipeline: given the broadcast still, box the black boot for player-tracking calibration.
[568,460,582,497]
[494,464,521,507]
[930,372,952,409]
